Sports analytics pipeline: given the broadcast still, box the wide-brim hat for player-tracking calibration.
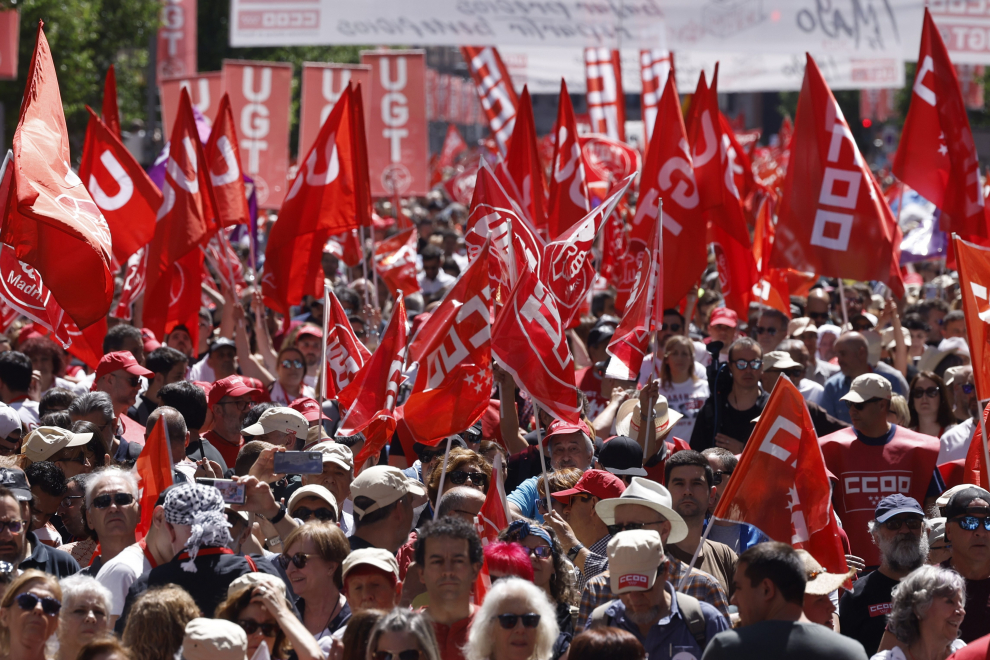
[595,477,688,544]
[615,397,683,439]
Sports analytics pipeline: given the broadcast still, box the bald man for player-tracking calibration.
[820,332,909,423]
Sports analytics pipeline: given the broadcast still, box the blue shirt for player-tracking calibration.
[602,583,729,660]
[820,363,909,423]
[506,475,546,523]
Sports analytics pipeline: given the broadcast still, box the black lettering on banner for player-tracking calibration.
[795,0,901,50]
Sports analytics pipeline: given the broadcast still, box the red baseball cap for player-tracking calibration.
[141,328,162,353]
[93,351,153,384]
[208,375,262,407]
[552,469,626,504]
[296,325,323,340]
[544,419,591,443]
[709,308,738,328]
[289,397,329,422]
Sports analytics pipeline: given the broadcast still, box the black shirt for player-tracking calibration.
[941,559,990,643]
[349,535,378,552]
[185,436,230,474]
[126,395,157,426]
[838,570,899,654]
[703,620,867,660]
[690,389,769,451]
[20,531,80,577]
[296,597,351,636]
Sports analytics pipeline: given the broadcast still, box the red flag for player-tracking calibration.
[714,377,848,575]
[79,108,161,264]
[206,94,250,227]
[631,74,707,309]
[461,47,519,155]
[640,49,673,144]
[721,113,757,206]
[62,318,106,371]
[584,48,625,141]
[323,288,372,399]
[337,299,407,470]
[541,175,634,327]
[473,452,509,605]
[771,54,904,297]
[954,235,990,400]
[547,80,591,240]
[894,9,989,239]
[374,227,421,298]
[402,246,492,445]
[350,83,373,232]
[2,22,114,329]
[102,65,121,138]
[752,268,792,319]
[135,414,174,538]
[495,87,549,233]
[438,125,468,170]
[686,70,722,212]
[491,265,579,423]
[143,88,217,344]
[113,249,146,321]
[263,85,364,315]
[962,403,990,488]
[443,165,478,207]
[606,217,661,381]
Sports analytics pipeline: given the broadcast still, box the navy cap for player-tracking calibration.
[874,494,924,522]
[944,486,990,520]
[209,337,236,354]
[598,436,647,477]
[0,468,32,502]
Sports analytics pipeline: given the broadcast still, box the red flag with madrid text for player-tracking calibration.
[206,94,251,227]
[323,288,371,400]
[374,227,421,298]
[547,80,591,240]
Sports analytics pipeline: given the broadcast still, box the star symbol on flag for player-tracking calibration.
[938,144,948,156]
[474,367,492,394]
[786,486,800,512]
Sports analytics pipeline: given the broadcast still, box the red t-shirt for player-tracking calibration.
[426,606,476,660]
[575,367,609,419]
[203,429,242,469]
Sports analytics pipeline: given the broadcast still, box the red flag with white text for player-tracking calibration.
[640,49,672,144]
[547,80,591,240]
[584,48,625,141]
[438,124,468,170]
[606,218,661,381]
[953,235,990,400]
[206,94,251,227]
[323,288,372,400]
[374,227,421,298]
[461,47,518,155]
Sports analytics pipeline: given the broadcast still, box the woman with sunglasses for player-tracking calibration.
[657,336,710,441]
[269,347,314,406]
[908,372,956,440]
[0,570,62,660]
[215,581,323,660]
[365,609,441,660]
[425,448,492,509]
[55,575,111,660]
[280,521,351,641]
[465,577,560,660]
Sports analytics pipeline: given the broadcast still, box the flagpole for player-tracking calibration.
[838,282,850,330]
[643,391,654,460]
[980,403,990,488]
[162,417,175,486]
[532,402,553,516]
[318,279,331,409]
[679,516,716,589]
[433,435,455,519]
[359,226,371,307]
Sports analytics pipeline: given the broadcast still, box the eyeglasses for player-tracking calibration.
[661,323,682,333]
[419,450,440,464]
[292,507,336,523]
[495,613,541,629]
[372,651,421,660]
[847,398,883,411]
[882,517,924,531]
[280,359,304,369]
[733,359,762,371]
[277,552,313,569]
[961,383,976,395]
[784,368,805,380]
[15,592,61,616]
[713,470,733,485]
[0,520,24,534]
[91,492,135,509]
[448,470,489,488]
[953,515,990,531]
[117,375,140,387]
[607,520,666,536]
[60,452,91,466]
[60,495,83,508]
[238,619,279,636]
[219,399,254,411]
[755,326,778,336]
[525,546,553,559]
[912,387,940,399]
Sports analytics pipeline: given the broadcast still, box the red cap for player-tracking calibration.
[709,308,738,328]
[93,351,153,384]
[208,375,262,407]
[544,419,591,443]
[289,397,329,422]
[552,469,626,503]
[296,325,323,340]
[141,328,162,353]
[193,381,214,401]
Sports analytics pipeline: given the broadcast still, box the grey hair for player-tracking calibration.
[68,392,114,424]
[366,609,442,660]
[84,466,139,508]
[58,574,112,614]
[887,565,966,645]
[465,577,559,660]
[436,486,486,520]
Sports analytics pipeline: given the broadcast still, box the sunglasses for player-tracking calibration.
[809,312,830,321]
[882,517,923,531]
[661,323,682,333]
[911,387,940,399]
[281,359,304,369]
[734,359,762,371]
[292,507,336,523]
[373,652,421,660]
[607,520,666,536]
[525,546,553,559]
[847,398,883,411]
[238,619,279,636]
[15,592,61,616]
[277,552,313,569]
[60,495,83,508]
[713,470,733,485]
[755,326,777,336]
[120,375,140,387]
[954,516,990,531]
[61,452,91,466]
[0,520,24,534]
[91,493,135,509]
[962,383,976,395]
[495,613,541,629]
[448,470,488,488]
[219,399,254,411]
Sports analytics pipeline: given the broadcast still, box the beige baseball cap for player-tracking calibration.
[311,440,354,471]
[840,373,892,403]
[287,484,339,519]
[788,317,818,338]
[242,407,309,438]
[21,426,93,463]
[342,548,400,581]
[763,351,802,372]
[607,529,666,594]
[350,466,428,516]
[615,396,683,439]
[796,549,854,595]
[227,572,288,600]
[181,618,247,660]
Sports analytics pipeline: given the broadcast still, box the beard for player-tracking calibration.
[877,530,929,573]
[625,605,662,627]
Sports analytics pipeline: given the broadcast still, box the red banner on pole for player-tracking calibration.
[156,0,197,82]
[222,60,293,210]
[160,72,222,139]
[299,63,371,161]
[461,46,518,155]
[640,49,672,144]
[584,48,625,141]
[0,10,19,80]
[360,50,429,198]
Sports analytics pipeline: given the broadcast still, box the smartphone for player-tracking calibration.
[273,451,323,475]
[196,478,246,505]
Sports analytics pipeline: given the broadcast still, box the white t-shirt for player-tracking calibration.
[658,377,710,440]
[799,378,825,406]
[939,419,973,464]
[870,640,965,660]
[637,354,707,387]
[96,542,152,616]
[11,400,40,431]
[188,359,216,384]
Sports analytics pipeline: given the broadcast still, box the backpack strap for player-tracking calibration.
[675,592,708,649]
[589,602,613,629]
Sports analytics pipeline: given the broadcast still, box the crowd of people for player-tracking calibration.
[0,197,981,660]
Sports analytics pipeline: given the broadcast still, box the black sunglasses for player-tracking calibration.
[277,552,313,569]
[954,516,990,531]
[373,652,421,660]
[448,470,488,488]
[0,520,24,534]
[962,383,976,395]
[809,312,830,321]
[606,520,666,536]
[91,493,135,509]
[713,470,733,485]
[292,507,336,523]
[15,592,61,616]
[911,387,940,399]
[239,619,279,636]
[755,326,778,336]
[661,323,682,332]
[882,518,923,531]
[495,613,541,629]
[525,546,552,558]
[847,398,883,411]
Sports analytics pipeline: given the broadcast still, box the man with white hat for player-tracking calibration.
[20,426,92,465]
[287,484,338,524]
[761,349,823,405]
[797,549,854,628]
[349,466,428,553]
[181,618,247,660]
[820,332,908,424]
[341,548,401,615]
[819,373,941,568]
[577,477,730,629]
[586,530,728,658]
[297,441,356,535]
[241,407,309,451]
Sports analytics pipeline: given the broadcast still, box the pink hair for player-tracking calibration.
[484,542,535,581]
